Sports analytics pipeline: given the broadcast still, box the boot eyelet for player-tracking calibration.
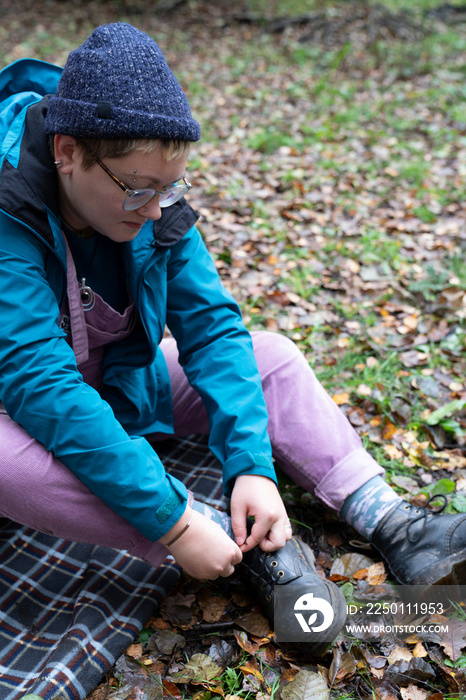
[265,552,271,558]
[278,570,285,577]
[266,593,272,601]
[271,560,278,567]
[403,504,410,510]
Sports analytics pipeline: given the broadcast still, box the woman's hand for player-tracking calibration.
[160,508,243,579]
[230,475,292,554]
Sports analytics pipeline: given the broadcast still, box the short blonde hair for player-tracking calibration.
[75,137,190,170]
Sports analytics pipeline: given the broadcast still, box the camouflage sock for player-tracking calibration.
[191,500,233,539]
[340,476,401,540]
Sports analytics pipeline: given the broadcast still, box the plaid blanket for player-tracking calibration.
[0,435,226,700]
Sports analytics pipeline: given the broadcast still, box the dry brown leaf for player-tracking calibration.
[197,592,229,623]
[233,629,269,655]
[353,568,368,580]
[403,314,419,331]
[382,420,400,440]
[332,392,350,405]
[413,643,428,658]
[235,609,270,638]
[327,533,343,547]
[162,679,184,698]
[239,661,265,684]
[125,642,143,659]
[171,653,222,685]
[328,573,350,583]
[281,670,330,700]
[149,616,172,630]
[400,685,428,700]
[436,617,466,662]
[388,647,414,664]
[366,561,387,585]
[330,552,376,578]
[160,592,196,629]
[384,444,404,460]
[329,649,357,684]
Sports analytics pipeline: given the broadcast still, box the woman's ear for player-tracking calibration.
[53,134,79,174]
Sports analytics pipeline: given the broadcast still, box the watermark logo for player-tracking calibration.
[293,592,335,633]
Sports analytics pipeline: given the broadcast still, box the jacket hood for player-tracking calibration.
[0,58,62,105]
[0,59,63,247]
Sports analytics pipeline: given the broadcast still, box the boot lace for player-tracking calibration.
[406,494,448,543]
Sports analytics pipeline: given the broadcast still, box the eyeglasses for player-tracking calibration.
[93,156,192,212]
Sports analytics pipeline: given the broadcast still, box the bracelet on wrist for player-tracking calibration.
[164,512,193,547]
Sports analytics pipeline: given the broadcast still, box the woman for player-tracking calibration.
[0,22,464,655]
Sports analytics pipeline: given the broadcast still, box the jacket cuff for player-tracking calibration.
[151,474,190,540]
[223,451,277,497]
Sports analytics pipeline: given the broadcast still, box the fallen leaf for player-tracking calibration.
[384,658,436,686]
[353,568,368,580]
[332,392,350,405]
[327,533,343,547]
[388,647,414,664]
[329,648,357,685]
[400,685,428,700]
[235,609,270,638]
[413,643,428,658]
[390,475,420,494]
[436,617,466,662]
[146,629,186,655]
[384,444,404,460]
[197,592,229,623]
[125,643,143,659]
[233,629,268,655]
[239,661,265,684]
[171,653,222,685]
[330,553,375,578]
[208,639,237,668]
[162,679,183,698]
[366,562,387,585]
[382,420,400,440]
[160,592,196,629]
[280,670,330,700]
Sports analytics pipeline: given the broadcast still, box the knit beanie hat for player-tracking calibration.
[44,22,201,142]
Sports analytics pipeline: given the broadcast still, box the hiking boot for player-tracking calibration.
[371,497,466,586]
[239,536,347,656]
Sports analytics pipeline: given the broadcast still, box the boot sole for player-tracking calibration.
[411,548,466,586]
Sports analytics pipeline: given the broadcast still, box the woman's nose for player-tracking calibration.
[139,195,162,221]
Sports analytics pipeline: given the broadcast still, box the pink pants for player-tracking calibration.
[0,332,382,568]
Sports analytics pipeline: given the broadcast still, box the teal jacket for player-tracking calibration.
[0,58,277,541]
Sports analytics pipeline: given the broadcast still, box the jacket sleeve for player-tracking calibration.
[165,225,278,496]
[0,215,188,541]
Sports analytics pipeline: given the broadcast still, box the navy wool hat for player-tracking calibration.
[44,22,201,141]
